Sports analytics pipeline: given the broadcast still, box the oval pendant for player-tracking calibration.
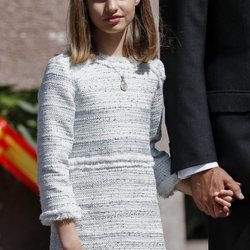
[120,81,128,91]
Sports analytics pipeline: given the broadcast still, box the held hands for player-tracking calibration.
[190,167,244,218]
[213,189,234,216]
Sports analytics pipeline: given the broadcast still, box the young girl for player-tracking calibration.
[37,0,233,249]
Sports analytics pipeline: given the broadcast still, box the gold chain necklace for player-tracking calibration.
[99,55,128,92]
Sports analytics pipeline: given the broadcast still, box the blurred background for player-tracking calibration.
[0,1,208,249]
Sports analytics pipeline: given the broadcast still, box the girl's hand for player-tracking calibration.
[213,190,234,216]
[61,238,83,250]
[54,219,83,250]
[61,240,83,250]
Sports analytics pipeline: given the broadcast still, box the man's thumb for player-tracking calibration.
[229,181,245,200]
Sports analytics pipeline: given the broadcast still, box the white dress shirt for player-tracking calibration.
[178,162,219,179]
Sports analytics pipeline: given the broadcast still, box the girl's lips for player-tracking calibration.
[105,15,123,24]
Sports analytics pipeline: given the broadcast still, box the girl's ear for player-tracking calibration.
[135,0,140,6]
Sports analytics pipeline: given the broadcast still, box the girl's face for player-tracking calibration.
[86,0,140,36]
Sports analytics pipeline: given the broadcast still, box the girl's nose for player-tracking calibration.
[105,0,118,13]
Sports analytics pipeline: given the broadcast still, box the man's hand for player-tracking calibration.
[190,167,244,218]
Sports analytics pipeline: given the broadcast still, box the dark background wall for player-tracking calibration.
[0,167,49,250]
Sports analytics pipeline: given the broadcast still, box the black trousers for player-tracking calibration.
[208,196,250,250]
[208,112,250,250]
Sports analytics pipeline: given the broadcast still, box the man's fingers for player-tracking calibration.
[193,197,213,217]
[195,196,230,218]
[222,206,230,217]
[223,206,229,213]
[202,198,217,218]
[207,204,217,218]
[194,199,210,216]
[213,202,230,218]
[205,198,222,218]
[225,179,244,200]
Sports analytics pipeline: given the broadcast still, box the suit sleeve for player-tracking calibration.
[160,0,218,173]
[37,55,82,226]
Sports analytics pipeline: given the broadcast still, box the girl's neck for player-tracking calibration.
[93,29,126,57]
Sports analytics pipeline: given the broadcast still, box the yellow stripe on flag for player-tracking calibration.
[3,135,37,184]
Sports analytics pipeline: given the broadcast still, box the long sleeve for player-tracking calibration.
[37,55,82,226]
[149,60,179,198]
[161,0,218,173]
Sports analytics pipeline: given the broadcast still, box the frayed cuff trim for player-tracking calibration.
[40,206,82,226]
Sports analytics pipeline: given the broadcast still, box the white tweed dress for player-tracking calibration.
[37,54,178,250]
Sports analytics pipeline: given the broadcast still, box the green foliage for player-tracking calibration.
[0,86,38,147]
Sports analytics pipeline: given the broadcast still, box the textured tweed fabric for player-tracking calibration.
[37,54,178,250]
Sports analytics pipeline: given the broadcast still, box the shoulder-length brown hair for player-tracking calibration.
[68,0,158,64]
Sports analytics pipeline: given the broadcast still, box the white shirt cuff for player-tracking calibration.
[177,162,219,179]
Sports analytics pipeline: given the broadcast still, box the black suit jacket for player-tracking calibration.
[160,0,250,173]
